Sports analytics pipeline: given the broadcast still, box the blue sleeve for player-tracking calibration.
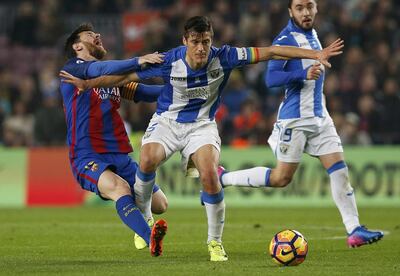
[86,58,140,78]
[133,83,163,103]
[219,45,251,69]
[62,59,93,79]
[266,60,307,88]
[265,35,307,88]
[136,63,164,80]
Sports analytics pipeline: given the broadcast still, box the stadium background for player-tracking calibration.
[0,0,399,207]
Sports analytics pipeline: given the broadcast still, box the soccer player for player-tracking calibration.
[60,16,343,261]
[218,0,384,248]
[59,23,168,256]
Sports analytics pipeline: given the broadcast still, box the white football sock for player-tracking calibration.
[204,200,225,243]
[134,170,155,220]
[221,167,271,187]
[329,166,360,233]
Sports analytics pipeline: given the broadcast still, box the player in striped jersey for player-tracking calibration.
[60,16,343,261]
[60,23,168,256]
[218,0,383,248]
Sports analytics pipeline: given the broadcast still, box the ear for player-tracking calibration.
[288,8,293,18]
[182,36,188,46]
[72,42,83,52]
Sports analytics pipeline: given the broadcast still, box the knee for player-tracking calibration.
[271,173,293,188]
[151,197,168,214]
[99,177,131,200]
[139,154,158,172]
[200,169,219,192]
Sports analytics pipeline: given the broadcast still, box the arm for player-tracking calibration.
[266,59,307,88]
[256,38,343,68]
[120,82,163,103]
[86,52,164,78]
[59,70,139,93]
[87,59,140,78]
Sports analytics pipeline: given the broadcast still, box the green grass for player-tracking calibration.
[0,207,399,275]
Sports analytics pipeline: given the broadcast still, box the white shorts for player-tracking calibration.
[268,116,343,163]
[142,114,221,177]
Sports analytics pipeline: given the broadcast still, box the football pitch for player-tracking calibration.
[1,207,399,275]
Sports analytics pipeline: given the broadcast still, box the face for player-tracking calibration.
[183,31,212,68]
[75,31,107,60]
[289,0,318,31]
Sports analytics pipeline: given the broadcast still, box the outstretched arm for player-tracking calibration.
[87,52,163,78]
[257,38,344,68]
[59,70,139,93]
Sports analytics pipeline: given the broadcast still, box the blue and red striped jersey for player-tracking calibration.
[60,58,132,159]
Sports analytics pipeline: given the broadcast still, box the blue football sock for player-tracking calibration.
[116,195,151,245]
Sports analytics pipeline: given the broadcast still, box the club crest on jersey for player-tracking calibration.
[210,69,220,78]
[85,161,99,172]
[279,143,289,154]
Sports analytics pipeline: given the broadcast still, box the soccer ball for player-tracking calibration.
[269,229,308,266]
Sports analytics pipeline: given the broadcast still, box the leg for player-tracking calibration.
[191,145,228,261]
[151,188,168,215]
[269,161,299,187]
[221,120,304,188]
[220,161,299,188]
[320,152,383,247]
[320,152,359,232]
[98,170,153,245]
[134,184,168,250]
[134,142,165,220]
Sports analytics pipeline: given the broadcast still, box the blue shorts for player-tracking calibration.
[70,152,159,198]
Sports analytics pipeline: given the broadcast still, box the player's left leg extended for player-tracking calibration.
[134,187,169,250]
[319,152,383,247]
[98,170,167,256]
[192,145,228,262]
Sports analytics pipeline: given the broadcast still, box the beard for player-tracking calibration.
[293,16,314,31]
[83,41,107,60]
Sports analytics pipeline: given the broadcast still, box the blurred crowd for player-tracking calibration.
[0,0,399,147]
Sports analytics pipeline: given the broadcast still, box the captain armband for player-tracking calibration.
[120,82,139,101]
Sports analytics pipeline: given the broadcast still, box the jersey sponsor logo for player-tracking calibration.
[237,47,247,61]
[84,161,99,172]
[92,87,121,102]
[181,86,211,100]
[170,76,187,81]
[298,42,309,47]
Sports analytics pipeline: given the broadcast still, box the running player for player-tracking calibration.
[60,23,167,256]
[218,0,383,248]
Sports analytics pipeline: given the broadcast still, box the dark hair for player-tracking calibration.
[64,23,94,58]
[184,16,213,38]
[289,0,317,8]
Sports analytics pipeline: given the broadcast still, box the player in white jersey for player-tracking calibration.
[219,0,383,248]
[60,15,344,261]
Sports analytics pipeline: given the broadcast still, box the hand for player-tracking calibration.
[317,38,344,68]
[138,52,164,65]
[306,62,323,80]
[59,70,88,95]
